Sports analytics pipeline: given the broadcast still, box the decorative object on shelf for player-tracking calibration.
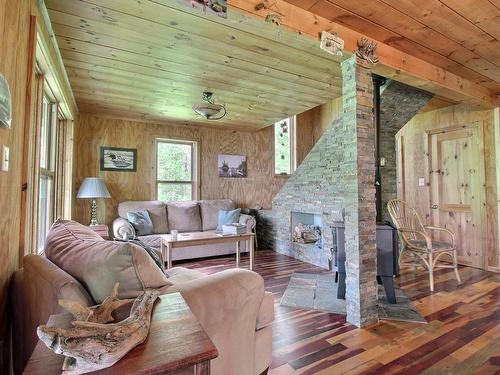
[193,91,227,120]
[217,154,247,177]
[320,31,344,57]
[100,146,137,172]
[0,73,12,129]
[356,37,379,65]
[77,177,111,226]
[178,0,227,18]
[37,283,160,375]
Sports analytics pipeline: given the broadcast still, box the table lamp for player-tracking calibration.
[77,177,111,226]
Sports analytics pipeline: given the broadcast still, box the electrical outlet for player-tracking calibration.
[418,177,425,187]
[1,145,9,172]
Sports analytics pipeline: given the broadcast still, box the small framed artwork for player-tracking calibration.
[218,154,247,178]
[100,146,137,172]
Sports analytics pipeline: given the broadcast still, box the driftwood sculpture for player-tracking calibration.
[37,283,160,375]
[356,37,379,65]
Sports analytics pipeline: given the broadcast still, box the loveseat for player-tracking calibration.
[113,199,256,261]
[11,220,273,375]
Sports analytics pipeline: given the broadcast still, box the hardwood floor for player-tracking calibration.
[178,250,500,374]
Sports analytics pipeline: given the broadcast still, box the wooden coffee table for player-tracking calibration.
[161,232,255,270]
[23,293,218,375]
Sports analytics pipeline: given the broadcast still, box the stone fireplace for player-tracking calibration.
[290,211,322,248]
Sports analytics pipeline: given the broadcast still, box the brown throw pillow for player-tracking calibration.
[44,219,171,303]
[167,202,202,232]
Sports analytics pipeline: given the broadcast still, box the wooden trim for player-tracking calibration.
[495,108,500,270]
[230,0,499,108]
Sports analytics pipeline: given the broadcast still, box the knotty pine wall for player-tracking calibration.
[396,104,500,272]
[73,114,288,225]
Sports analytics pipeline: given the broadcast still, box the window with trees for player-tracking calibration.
[38,92,58,252]
[274,116,295,175]
[156,139,198,201]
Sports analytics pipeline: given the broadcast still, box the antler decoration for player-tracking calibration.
[37,283,160,375]
[355,38,379,65]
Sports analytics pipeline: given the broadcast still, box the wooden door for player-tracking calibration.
[429,124,486,269]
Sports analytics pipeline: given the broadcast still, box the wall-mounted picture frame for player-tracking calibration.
[218,154,247,178]
[0,73,12,129]
[100,146,137,172]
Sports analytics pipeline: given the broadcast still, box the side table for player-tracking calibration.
[89,224,110,240]
[23,292,218,375]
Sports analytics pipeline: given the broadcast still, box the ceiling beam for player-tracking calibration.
[231,0,500,108]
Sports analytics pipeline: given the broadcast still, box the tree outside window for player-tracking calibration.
[274,116,295,175]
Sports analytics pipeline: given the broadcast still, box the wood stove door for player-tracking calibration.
[428,124,486,269]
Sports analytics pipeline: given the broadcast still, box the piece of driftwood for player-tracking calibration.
[59,283,133,323]
[356,37,379,65]
[293,223,321,244]
[37,286,160,375]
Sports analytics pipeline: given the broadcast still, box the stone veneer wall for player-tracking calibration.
[379,81,433,220]
[272,55,378,326]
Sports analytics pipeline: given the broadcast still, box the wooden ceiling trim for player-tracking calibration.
[438,0,500,41]
[233,0,500,108]
[314,0,500,86]
[61,57,329,107]
[305,0,498,90]
[47,8,341,85]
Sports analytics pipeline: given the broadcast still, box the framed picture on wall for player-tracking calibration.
[100,146,137,172]
[218,154,247,178]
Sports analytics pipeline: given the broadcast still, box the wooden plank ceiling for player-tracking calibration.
[285,0,500,94]
[45,0,343,129]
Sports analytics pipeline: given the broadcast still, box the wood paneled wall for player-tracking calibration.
[73,114,292,225]
[0,1,34,371]
[296,97,343,165]
[396,104,499,272]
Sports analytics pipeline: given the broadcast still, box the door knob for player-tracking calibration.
[431,204,438,209]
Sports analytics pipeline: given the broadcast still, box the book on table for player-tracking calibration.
[222,223,247,235]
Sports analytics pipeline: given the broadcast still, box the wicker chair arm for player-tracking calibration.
[398,227,433,250]
[424,226,455,246]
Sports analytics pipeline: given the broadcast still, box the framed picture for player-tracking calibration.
[0,73,12,129]
[177,0,227,18]
[218,154,247,178]
[100,146,137,172]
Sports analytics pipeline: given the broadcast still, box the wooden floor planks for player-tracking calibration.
[178,250,500,374]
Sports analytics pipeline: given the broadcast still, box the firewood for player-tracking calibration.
[37,288,160,375]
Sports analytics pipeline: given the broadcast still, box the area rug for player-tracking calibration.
[280,272,427,323]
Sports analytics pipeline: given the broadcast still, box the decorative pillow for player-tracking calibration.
[167,202,202,233]
[127,210,153,236]
[199,199,235,231]
[118,201,168,234]
[44,219,171,303]
[216,208,241,231]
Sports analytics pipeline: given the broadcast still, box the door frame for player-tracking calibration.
[425,121,487,269]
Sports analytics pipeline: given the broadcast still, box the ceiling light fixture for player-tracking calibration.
[193,91,227,120]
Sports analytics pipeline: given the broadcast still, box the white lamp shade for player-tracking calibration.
[77,177,111,199]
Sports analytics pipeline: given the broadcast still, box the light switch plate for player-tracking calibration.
[2,145,9,172]
[418,177,425,187]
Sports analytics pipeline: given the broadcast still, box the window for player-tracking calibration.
[274,116,295,175]
[37,92,58,252]
[156,139,198,201]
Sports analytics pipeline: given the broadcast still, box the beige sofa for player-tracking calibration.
[113,199,256,260]
[11,220,273,375]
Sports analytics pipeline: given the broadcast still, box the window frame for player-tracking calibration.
[154,138,199,201]
[274,116,296,176]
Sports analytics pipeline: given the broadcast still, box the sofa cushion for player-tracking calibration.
[118,201,168,234]
[216,208,241,231]
[167,201,202,232]
[45,219,172,303]
[164,267,206,284]
[127,210,154,236]
[199,199,235,231]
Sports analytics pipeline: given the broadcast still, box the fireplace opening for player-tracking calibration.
[290,211,322,248]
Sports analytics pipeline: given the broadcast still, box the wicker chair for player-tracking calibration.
[387,199,461,292]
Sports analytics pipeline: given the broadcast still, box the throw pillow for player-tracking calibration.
[127,210,154,236]
[45,219,171,303]
[167,202,202,232]
[216,208,241,231]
